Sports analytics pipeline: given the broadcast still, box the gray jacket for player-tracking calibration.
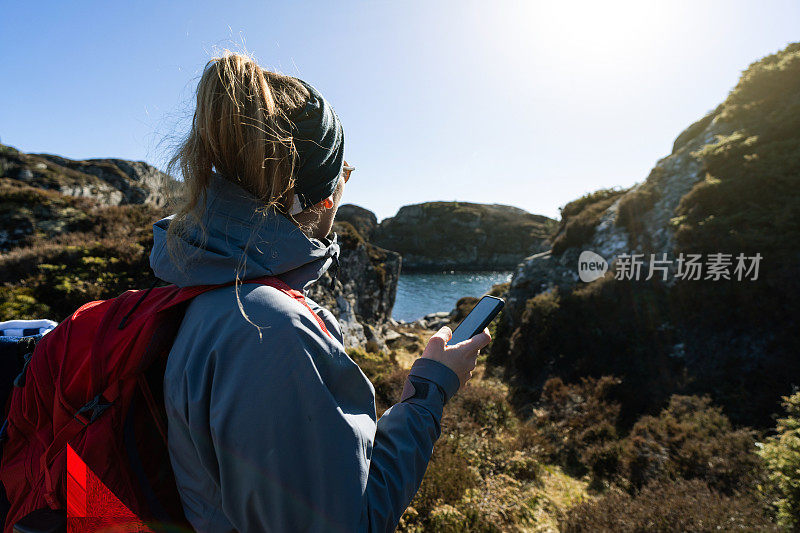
[149,173,460,532]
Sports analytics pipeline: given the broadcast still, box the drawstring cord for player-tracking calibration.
[329,254,340,290]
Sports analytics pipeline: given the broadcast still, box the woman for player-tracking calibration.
[149,52,491,532]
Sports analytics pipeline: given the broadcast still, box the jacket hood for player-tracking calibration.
[149,171,340,291]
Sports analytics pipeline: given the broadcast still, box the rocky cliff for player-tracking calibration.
[335,204,378,240]
[0,145,400,350]
[372,201,556,271]
[491,42,800,427]
[0,144,176,208]
[308,221,401,350]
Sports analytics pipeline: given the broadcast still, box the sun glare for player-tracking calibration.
[480,1,688,74]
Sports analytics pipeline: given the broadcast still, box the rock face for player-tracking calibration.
[492,42,800,426]
[336,204,378,240]
[0,144,176,207]
[502,111,733,324]
[372,201,556,271]
[307,221,401,350]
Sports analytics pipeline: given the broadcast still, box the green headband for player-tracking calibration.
[286,78,345,213]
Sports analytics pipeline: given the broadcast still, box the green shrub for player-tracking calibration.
[622,395,761,494]
[460,474,536,531]
[757,391,800,530]
[671,108,718,153]
[615,185,657,242]
[426,504,469,532]
[486,308,512,368]
[502,451,541,482]
[526,376,622,480]
[560,479,777,532]
[372,366,408,412]
[559,188,629,221]
[0,286,51,319]
[451,296,479,323]
[345,349,407,413]
[506,279,681,424]
[411,439,481,516]
[443,379,514,437]
[551,189,627,256]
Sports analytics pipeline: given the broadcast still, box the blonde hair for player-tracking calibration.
[168,50,311,219]
[165,50,319,338]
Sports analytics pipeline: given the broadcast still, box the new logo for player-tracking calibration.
[578,251,608,282]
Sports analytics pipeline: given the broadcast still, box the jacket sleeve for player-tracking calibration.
[201,292,460,533]
[359,357,460,532]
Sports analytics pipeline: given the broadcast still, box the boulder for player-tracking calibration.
[492,42,800,426]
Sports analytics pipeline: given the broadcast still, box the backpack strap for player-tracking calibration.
[129,275,334,453]
[171,276,333,340]
[245,276,333,340]
[40,276,333,509]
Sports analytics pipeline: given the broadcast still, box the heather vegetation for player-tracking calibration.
[522,377,780,530]
[484,42,800,530]
[758,392,800,530]
[348,344,590,532]
[550,188,628,255]
[561,480,777,532]
[0,189,165,320]
[348,339,795,531]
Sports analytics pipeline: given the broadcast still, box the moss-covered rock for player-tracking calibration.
[372,201,556,271]
[496,42,800,429]
[306,221,401,349]
[0,148,401,352]
[0,143,178,207]
[335,203,378,240]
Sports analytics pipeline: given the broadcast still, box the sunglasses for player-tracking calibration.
[342,161,355,183]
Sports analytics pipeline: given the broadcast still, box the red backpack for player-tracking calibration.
[0,276,332,532]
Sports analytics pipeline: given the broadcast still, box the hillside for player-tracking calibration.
[372,201,557,271]
[478,42,800,531]
[493,42,800,427]
[0,145,400,350]
[0,144,176,208]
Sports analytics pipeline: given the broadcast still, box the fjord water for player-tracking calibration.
[392,271,513,322]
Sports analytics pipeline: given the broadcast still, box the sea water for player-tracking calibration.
[392,271,513,322]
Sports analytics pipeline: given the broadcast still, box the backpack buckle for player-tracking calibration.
[74,395,113,426]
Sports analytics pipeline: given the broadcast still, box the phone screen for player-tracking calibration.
[447,296,504,345]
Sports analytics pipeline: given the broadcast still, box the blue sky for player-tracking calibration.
[2,1,798,221]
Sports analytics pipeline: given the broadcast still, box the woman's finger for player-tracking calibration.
[455,328,492,353]
[422,326,452,356]
[432,326,452,345]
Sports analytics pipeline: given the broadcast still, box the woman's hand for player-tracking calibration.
[420,326,492,388]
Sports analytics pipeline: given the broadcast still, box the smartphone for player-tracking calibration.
[446,295,505,346]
